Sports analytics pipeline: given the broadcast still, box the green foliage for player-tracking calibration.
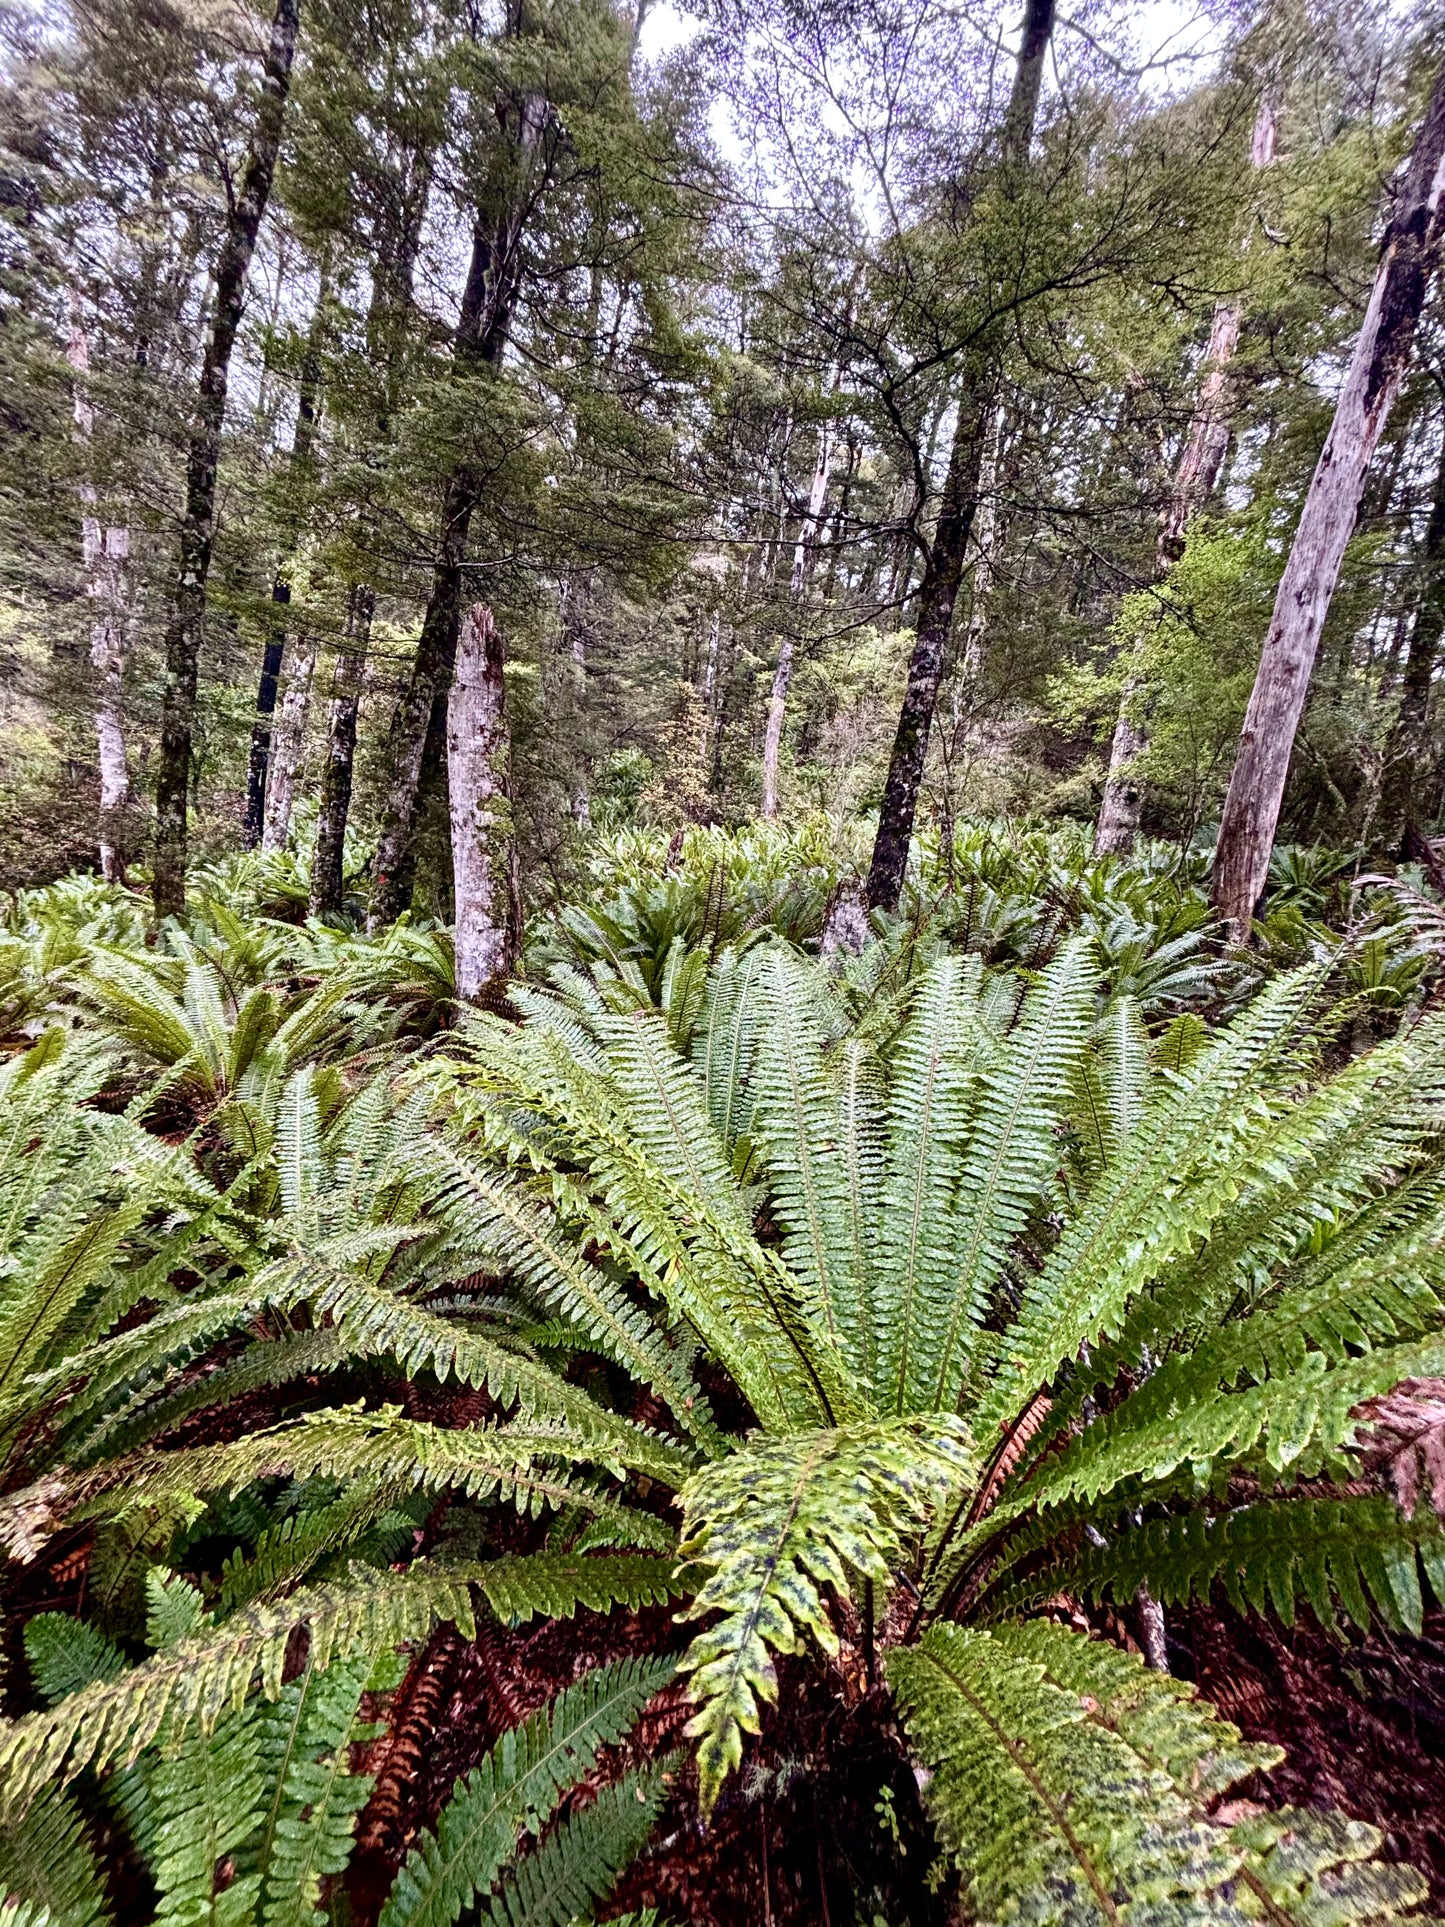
[677,1417,972,1811]
[378,1655,674,1927]
[891,1622,1436,1926]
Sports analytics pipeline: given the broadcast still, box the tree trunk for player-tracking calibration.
[369,79,548,929]
[448,603,521,998]
[1096,95,1278,858]
[310,588,372,918]
[762,418,836,818]
[1212,65,1445,940]
[244,586,289,847]
[66,298,133,883]
[151,0,300,919]
[244,272,328,848]
[1378,416,1445,852]
[261,631,315,854]
[866,0,1055,911]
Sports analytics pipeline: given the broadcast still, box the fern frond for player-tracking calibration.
[922,938,1097,1415]
[692,950,763,1157]
[469,1553,682,1625]
[0,1565,477,1812]
[378,1655,675,1927]
[875,955,987,1415]
[148,1706,266,1927]
[253,1655,377,1927]
[1020,1492,1445,1638]
[477,1762,673,1927]
[219,1485,401,1610]
[891,1622,1252,1927]
[1231,1808,1440,1923]
[748,951,867,1376]
[677,1416,973,1812]
[0,1786,109,1927]
[980,964,1326,1442]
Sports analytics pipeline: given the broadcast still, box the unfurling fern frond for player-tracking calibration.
[476,1761,675,1927]
[378,1655,675,1927]
[890,1620,1435,1926]
[677,1416,973,1811]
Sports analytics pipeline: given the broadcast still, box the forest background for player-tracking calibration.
[4,0,1444,930]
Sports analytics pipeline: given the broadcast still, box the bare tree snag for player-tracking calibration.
[261,632,315,855]
[1213,64,1445,941]
[67,298,132,883]
[448,603,521,999]
[866,0,1055,912]
[1096,93,1278,858]
[151,0,300,919]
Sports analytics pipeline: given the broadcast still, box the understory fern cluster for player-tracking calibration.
[0,861,1442,1924]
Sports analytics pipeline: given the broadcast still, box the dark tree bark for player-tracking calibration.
[369,69,549,929]
[866,0,1055,912]
[448,603,521,997]
[1379,413,1445,852]
[244,586,289,847]
[310,586,373,919]
[151,0,300,918]
[1212,64,1445,940]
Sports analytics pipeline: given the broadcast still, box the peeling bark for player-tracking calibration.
[1379,420,1445,852]
[1213,64,1445,940]
[151,0,300,918]
[448,603,521,999]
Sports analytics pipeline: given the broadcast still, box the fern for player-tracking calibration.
[0,1787,109,1927]
[148,1708,267,1927]
[890,1620,1433,1926]
[476,1762,674,1927]
[1017,1493,1445,1638]
[469,1552,682,1625]
[0,1565,478,1811]
[378,1655,674,1927]
[677,1416,972,1811]
[252,1655,381,1927]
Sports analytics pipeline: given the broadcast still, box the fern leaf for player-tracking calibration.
[0,1786,109,1927]
[875,955,986,1416]
[922,938,1097,1415]
[477,1762,673,1927]
[469,1553,682,1626]
[378,1655,675,1927]
[677,1416,972,1812]
[0,1566,477,1813]
[254,1656,376,1927]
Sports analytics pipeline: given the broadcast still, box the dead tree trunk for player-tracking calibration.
[1212,65,1445,941]
[866,0,1055,911]
[310,588,372,918]
[369,75,549,929]
[448,603,521,998]
[151,0,300,919]
[761,416,837,818]
[1095,96,1277,858]
[261,631,315,854]
[66,298,132,883]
